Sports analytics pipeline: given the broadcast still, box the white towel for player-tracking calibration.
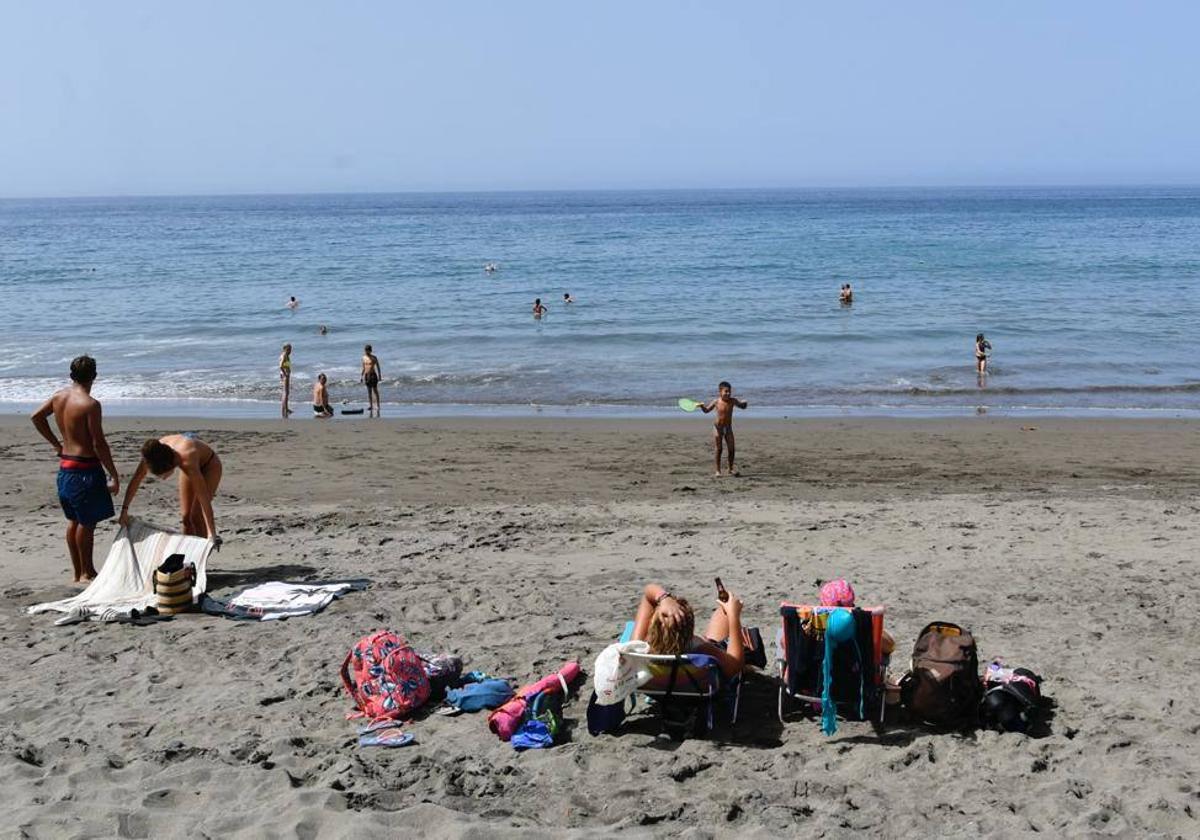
[29,518,211,620]
[227,581,354,621]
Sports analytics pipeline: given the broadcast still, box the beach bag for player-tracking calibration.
[980,661,1043,733]
[154,554,196,615]
[900,622,982,726]
[512,690,565,750]
[341,631,431,721]
[586,690,628,735]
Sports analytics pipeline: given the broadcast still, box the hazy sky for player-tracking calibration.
[2,2,1197,196]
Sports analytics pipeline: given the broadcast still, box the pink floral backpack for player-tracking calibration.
[340,630,431,720]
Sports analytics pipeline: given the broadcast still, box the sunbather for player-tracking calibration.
[630,582,746,680]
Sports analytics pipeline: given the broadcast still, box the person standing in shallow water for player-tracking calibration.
[279,343,293,418]
[29,355,120,582]
[975,333,992,375]
[361,344,382,417]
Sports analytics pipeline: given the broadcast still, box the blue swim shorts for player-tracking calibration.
[57,457,114,527]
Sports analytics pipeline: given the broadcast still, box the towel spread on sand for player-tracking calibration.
[28,518,211,621]
[200,580,364,621]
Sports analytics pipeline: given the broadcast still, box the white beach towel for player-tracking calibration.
[28,518,211,621]
[225,581,355,620]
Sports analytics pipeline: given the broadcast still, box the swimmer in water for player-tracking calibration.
[532,298,547,318]
[318,325,328,336]
[563,292,575,304]
[975,333,992,374]
[839,284,853,304]
[286,296,300,310]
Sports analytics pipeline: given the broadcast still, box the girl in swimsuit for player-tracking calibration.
[975,333,992,374]
[119,434,222,544]
[279,343,293,418]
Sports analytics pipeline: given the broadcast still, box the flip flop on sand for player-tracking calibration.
[358,727,414,748]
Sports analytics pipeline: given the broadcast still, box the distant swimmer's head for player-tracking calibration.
[141,439,177,477]
[318,373,327,384]
[564,293,570,299]
[535,298,542,305]
[69,355,97,385]
[718,380,732,397]
[319,325,328,335]
[976,333,985,343]
[647,595,694,655]
[364,344,372,354]
[283,343,292,353]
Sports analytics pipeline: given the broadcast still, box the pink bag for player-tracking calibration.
[488,661,581,741]
[340,630,431,721]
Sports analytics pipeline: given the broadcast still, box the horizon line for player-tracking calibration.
[2,182,1199,203]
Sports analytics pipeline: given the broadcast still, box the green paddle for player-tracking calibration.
[677,398,702,412]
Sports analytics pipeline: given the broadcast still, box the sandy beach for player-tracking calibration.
[2,414,1199,838]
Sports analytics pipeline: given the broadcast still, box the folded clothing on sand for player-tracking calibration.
[201,580,367,621]
[29,518,210,621]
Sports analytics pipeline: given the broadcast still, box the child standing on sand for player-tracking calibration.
[700,381,748,476]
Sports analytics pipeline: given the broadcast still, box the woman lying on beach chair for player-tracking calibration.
[631,582,764,678]
[613,582,764,739]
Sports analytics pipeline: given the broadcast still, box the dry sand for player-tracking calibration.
[1,415,1198,838]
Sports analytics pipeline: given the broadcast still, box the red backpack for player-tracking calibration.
[341,631,431,720]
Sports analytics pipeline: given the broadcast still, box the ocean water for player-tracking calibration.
[1,188,1198,417]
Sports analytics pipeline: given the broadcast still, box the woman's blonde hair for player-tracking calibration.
[646,596,694,655]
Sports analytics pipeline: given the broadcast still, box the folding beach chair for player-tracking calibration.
[612,621,755,740]
[776,604,887,725]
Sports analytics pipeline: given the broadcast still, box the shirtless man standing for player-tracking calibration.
[699,380,748,477]
[30,355,120,582]
[361,344,382,417]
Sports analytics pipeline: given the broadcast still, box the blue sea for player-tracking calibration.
[1,188,1198,417]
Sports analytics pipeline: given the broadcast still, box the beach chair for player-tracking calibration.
[776,604,887,725]
[614,621,747,740]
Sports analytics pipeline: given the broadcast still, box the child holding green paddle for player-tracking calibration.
[683,381,748,476]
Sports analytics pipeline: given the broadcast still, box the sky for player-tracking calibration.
[1,1,1197,197]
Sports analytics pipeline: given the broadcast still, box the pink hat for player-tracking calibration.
[819,578,856,607]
